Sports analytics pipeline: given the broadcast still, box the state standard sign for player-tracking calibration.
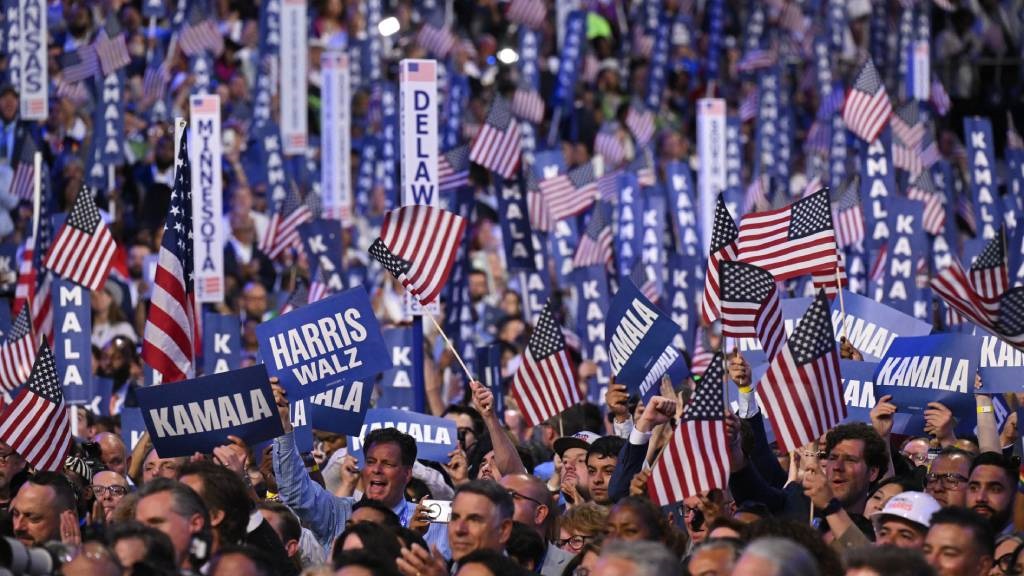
[190,95,225,303]
[697,98,727,254]
[320,51,352,225]
[399,59,439,208]
[279,0,308,154]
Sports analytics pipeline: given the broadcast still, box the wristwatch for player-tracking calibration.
[820,498,843,517]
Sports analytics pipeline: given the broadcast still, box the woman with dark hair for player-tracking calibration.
[332,521,402,571]
[605,495,689,556]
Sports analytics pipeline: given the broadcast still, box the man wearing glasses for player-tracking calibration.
[499,473,574,575]
[925,447,974,508]
[91,470,130,523]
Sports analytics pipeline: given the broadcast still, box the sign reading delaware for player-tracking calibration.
[136,365,283,457]
[256,287,392,395]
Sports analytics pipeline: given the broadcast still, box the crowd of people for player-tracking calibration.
[1,0,1024,574]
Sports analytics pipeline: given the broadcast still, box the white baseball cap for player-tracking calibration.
[553,431,602,458]
[871,491,941,530]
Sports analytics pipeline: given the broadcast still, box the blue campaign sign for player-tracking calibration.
[839,360,879,425]
[664,162,701,257]
[873,334,982,434]
[256,287,392,396]
[202,313,241,375]
[301,379,372,435]
[136,365,284,458]
[977,335,1024,393]
[299,219,346,294]
[574,265,612,390]
[347,408,457,464]
[52,278,92,404]
[964,117,1002,241]
[476,344,505,417]
[830,290,933,362]
[496,176,536,271]
[606,276,681,397]
[616,172,643,278]
[0,299,12,337]
[120,407,147,452]
[376,327,417,411]
[83,377,113,417]
[878,197,927,317]
[860,127,896,255]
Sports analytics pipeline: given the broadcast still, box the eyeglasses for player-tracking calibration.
[996,544,1024,575]
[90,485,129,497]
[572,568,591,576]
[0,452,16,464]
[507,489,545,507]
[557,535,593,551]
[925,473,969,490]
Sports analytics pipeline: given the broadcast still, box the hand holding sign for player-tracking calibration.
[605,382,630,422]
[839,338,864,361]
[271,379,292,434]
[924,402,955,445]
[870,395,897,438]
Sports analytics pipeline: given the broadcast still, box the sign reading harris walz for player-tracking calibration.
[255,287,392,397]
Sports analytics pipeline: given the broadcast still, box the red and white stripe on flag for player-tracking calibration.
[371,205,467,306]
[756,292,845,453]
[0,314,35,394]
[649,351,729,505]
[842,59,892,143]
[43,189,117,291]
[510,302,580,427]
[735,189,838,281]
[0,344,70,472]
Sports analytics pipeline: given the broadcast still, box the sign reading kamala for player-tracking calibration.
[606,278,681,397]
[976,336,1024,393]
[136,365,283,457]
[873,334,983,417]
[348,408,456,464]
[830,291,933,361]
[256,288,392,395]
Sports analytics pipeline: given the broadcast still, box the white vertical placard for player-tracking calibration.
[911,41,930,102]
[189,95,225,303]
[320,51,352,225]
[18,0,47,120]
[697,98,727,253]
[399,59,439,208]
[279,0,308,154]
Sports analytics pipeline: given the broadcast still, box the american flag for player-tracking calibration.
[143,41,170,103]
[510,300,581,427]
[739,89,759,122]
[735,189,838,281]
[15,171,54,340]
[59,45,100,83]
[507,0,546,29]
[919,132,941,169]
[94,29,131,76]
[931,256,1024,350]
[907,170,947,236]
[831,175,864,248]
[528,188,552,233]
[630,261,660,303]
[969,227,1009,299]
[870,243,888,283]
[469,96,522,179]
[180,19,224,57]
[308,268,330,304]
[596,169,623,203]
[369,205,467,306]
[804,120,830,156]
[811,248,848,300]
[416,22,456,59]
[720,261,785,360]
[737,48,777,73]
[630,151,656,187]
[142,130,196,384]
[594,124,625,167]
[626,105,655,146]
[438,146,471,192]
[511,87,545,125]
[890,101,924,149]
[0,310,36,393]
[0,343,69,472]
[892,133,922,176]
[700,195,740,324]
[957,193,978,236]
[1008,112,1024,150]
[261,187,315,259]
[744,174,772,214]
[648,350,729,505]
[44,187,117,292]
[55,78,90,105]
[930,78,951,116]
[9,154,34,202]
[539,162,597,222]
[572,202,613,270]
[279,278,310,315]
[757,291,845,453]
[842,59,892,143]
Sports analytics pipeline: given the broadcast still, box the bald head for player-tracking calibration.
[96,433,127,475]
[499,474,554,538]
